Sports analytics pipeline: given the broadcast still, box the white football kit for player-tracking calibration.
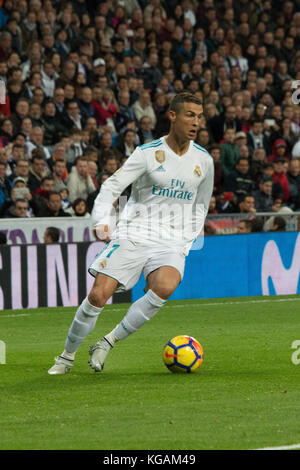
[89,136,214,291]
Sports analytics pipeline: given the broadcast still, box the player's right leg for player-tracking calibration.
[47,274,118,375]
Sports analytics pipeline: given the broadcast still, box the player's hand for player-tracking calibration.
[93,224,111,242]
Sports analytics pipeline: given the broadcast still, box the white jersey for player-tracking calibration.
[92,136,214,256]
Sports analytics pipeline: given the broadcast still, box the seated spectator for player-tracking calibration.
[87,160,98,189]
[252,177,274,212]
[132,90,157,129]
[27,151,50,194]
[0,161,12,215]
[38,191,71,217]
[208,104,242,143]
[209,143,223,193]
[268,139,289,163]
[272,157,290,203]
[251,216,264,233]
[77,86,95,125]
[59,100,84,132]
[224,157,254,202]
[250,147,267,182]
[236,219,252,234]
[59,188,71,211]
[268,215,287,232]
[220,128,240,177]
[237,194,256,214]
[247,119,271,154]
[31,175,55,216]
[4,198,29,218]
[137,116,154,145]
[101,155,119,176]
[10,176,32,207]
[287,159,300,210]
[67,156,96,204]
[115,129,137,158]
[43,226,60,243]
[66,197,90,218]
[40,100,58,146]
[11,158,30,184]
[26,127,51,160]
[208,195,218,214]
[52,158,67,192]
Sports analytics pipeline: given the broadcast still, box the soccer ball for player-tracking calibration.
[162,335,203,373]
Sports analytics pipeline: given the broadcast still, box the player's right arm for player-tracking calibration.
[92,147,147,240]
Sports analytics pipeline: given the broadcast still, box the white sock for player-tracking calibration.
[109,289,166,342]
[64,297,103,354]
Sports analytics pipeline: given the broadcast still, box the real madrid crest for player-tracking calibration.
[194,165,202,177]
[155,150,165,163]
[99,259,107,269]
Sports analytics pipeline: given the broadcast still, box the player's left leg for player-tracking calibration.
[91,266,181,372]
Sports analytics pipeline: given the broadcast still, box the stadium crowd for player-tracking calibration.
[0,0,299,235]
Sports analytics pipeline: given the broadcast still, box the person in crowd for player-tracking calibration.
[43,226,60,243]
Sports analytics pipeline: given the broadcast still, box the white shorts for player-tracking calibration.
[88,239,186,293]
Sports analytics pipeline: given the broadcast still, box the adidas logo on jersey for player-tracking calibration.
[155,165,166,172]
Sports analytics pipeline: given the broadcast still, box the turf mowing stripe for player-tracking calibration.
[0,297,299,318]
[255,443,300,450]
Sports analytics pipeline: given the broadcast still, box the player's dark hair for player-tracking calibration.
[169,92,203,113]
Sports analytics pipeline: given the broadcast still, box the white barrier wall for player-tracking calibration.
[0,217,95,244]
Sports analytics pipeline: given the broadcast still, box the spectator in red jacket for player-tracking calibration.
[272,157,290,202]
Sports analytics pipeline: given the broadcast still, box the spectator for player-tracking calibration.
[252,178,274,213]
[27,152,50,194]
[272,157,290,203]
[268,215,287,232]
[220,128,240,177]
[116,129,137,158]
[67,156,95,204]
[208,104,242,143]
[247,119,271,154]
[43,226,60,243]
[66,197,90,218]
[132,90,157,129]
[26,127,51,160]
[4,198,29,218]
[287,159,300,210]
[38,191,71,217]
[77,86,95,125]
[209,143,223,193]
[224,157,255,202]
[268,139,289,163]
[236,219,252,234]
[0,161,12,214]
[59,100,84,132]
[237,194,256,214]
[251,216,264,233]
[137,116,155,145]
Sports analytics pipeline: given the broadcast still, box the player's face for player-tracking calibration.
[170,102,203,141]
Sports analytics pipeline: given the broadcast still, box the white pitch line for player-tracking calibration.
[255,443,300,450]
[0,297,299,318]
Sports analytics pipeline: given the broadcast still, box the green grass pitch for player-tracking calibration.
[0,295,299,450]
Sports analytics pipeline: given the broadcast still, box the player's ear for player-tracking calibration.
[168,109,176,122]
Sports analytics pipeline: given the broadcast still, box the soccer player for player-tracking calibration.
[48,92,214,375]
